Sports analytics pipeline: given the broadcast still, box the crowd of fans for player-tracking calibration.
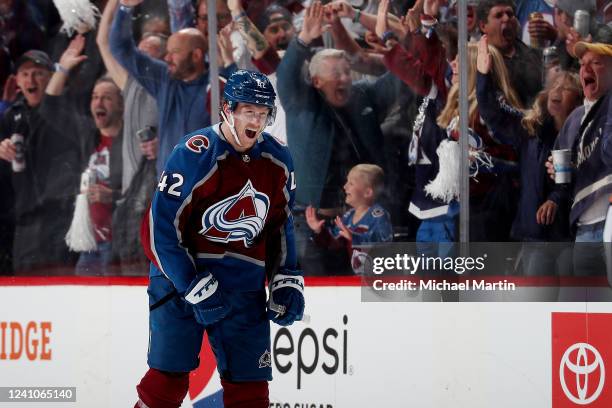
[0,0,611,277]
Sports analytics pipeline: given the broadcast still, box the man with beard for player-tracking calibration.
[75,78,125,275]
[476,0,543,105]
[110,0,235,174]
[0,50,84,274]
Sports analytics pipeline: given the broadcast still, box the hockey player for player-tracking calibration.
[137,70,305,408]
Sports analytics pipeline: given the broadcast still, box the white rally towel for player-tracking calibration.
[52,0,100,35]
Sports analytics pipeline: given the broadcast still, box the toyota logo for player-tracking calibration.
[559,343,606,405]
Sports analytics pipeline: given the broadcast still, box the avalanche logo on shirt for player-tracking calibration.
[199,180,270,247]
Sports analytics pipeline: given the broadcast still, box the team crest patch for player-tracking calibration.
[186,135,210,154]
[200,180,270,247]
[259,350,272,368]
[372,208,384,218]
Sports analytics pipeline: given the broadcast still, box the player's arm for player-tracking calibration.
[265,147,304,326]
[142,135,230,325]
[144,144,201,291]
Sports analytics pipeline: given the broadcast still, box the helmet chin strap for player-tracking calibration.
[220,109,243,147]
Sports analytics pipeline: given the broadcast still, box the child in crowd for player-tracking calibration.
[306,164,393,273]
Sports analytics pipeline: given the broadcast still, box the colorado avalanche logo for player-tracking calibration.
[199,180,270,247]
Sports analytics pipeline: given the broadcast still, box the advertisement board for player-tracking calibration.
[0,281,610,407]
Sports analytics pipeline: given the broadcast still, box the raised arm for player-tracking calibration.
[475,36,524,148]
[276,2,323,111]
[228,0,270,60]
[375,0,447,98]
[111,1,167,98]
[96,0,128,89]
[46,35,89,96]
[328,0,404,37]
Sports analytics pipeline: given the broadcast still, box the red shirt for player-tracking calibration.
[88,135,114,243]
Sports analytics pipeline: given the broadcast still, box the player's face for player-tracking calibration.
[263,16,295,50]
[15,62,51,108]
[312,57,352,108]
[91,82,123,130]
[580,51,612,101]
[227,103,270,148]
[344,170,371,208]
[165,35,198,80]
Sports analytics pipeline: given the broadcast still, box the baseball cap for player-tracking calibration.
[556,0,596,17]
[574,41,612,58]
[15,50,54,72]
[255,4,292,33]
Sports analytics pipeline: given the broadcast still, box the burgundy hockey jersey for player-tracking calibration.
[141,124,299,293]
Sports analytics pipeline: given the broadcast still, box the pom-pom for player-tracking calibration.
[52,0,100,35]
[65,193,97,252]
[424,139,461,203]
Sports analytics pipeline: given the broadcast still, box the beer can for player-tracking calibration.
[10,133,25,172]
[529,12,544,49]
[574,10,590,38]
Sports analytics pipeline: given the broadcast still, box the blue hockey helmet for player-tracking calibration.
[223,70,276,125]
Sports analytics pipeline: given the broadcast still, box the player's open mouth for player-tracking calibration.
[26,87,38,94]
[245,128,258,139]
[95,110,107,120]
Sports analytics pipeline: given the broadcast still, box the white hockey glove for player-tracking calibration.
[267,273,305,326]
[184,274,230,326]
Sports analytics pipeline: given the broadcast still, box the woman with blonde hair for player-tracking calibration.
[425,39,523,241]
[376,0,524,242]
[476,35,582,273]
